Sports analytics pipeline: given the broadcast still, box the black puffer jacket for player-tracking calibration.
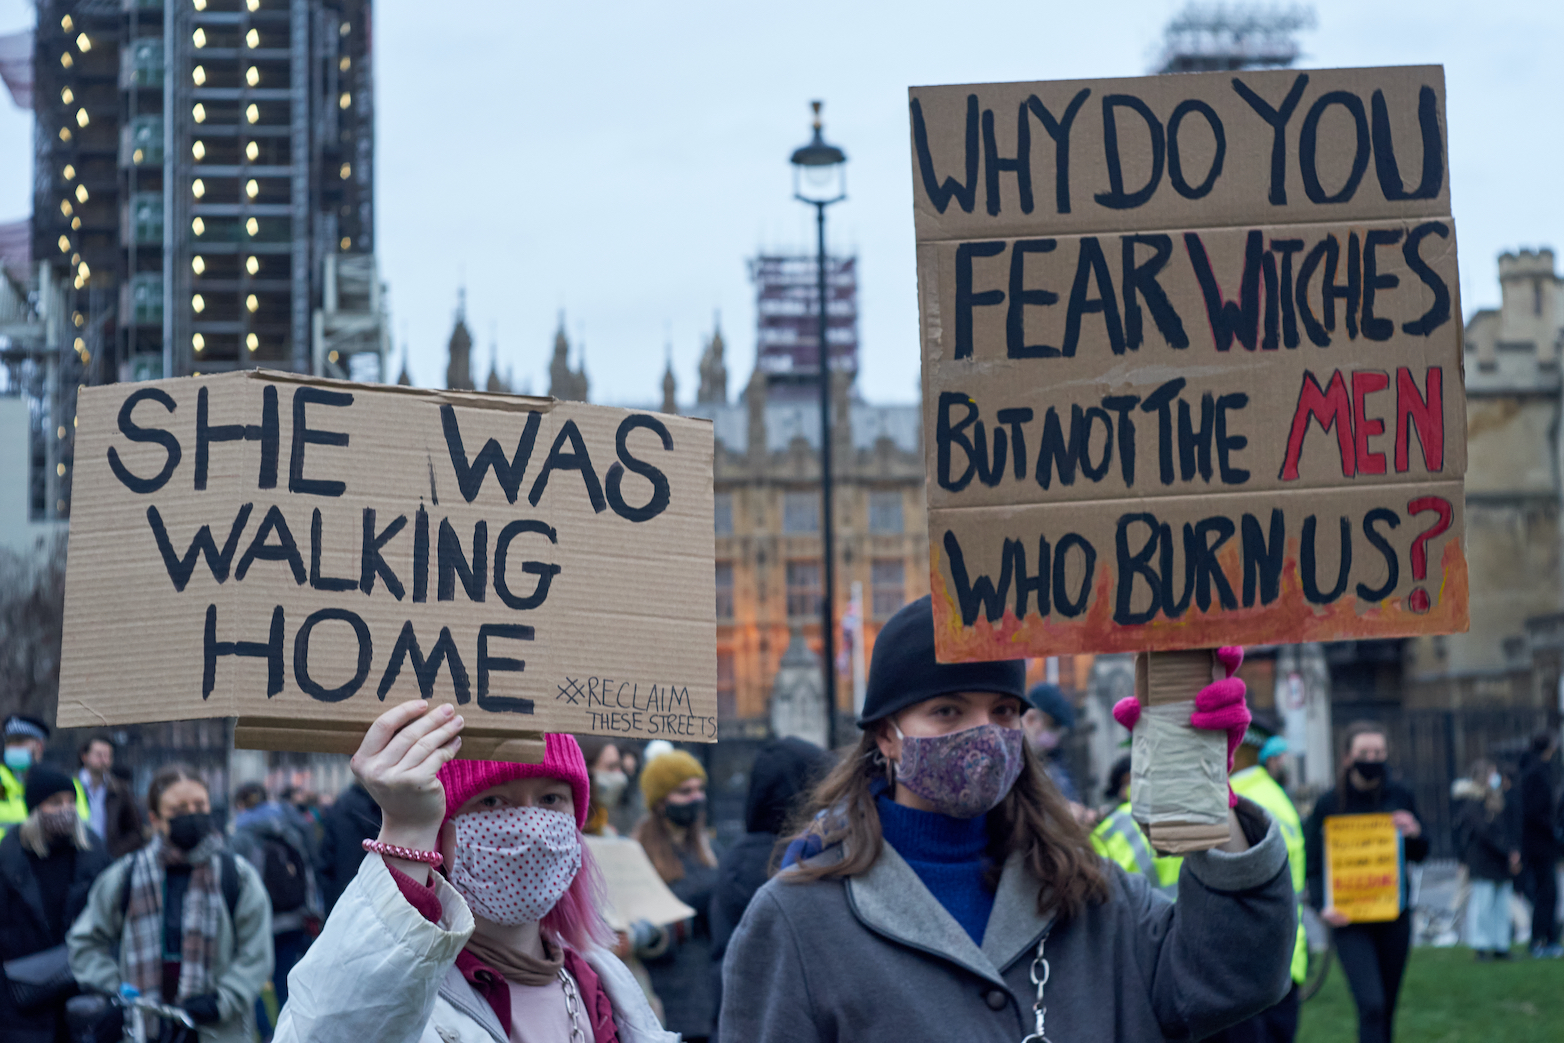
[644,849,719,1038]
[1455,785,1518,882]
[708,738,834,1038]
[711,738,835,962]
[316,783,381,915]
[0,826,111,1043]
[1518,753,1559,860]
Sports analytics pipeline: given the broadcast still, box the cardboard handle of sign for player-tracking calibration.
[234,717,547,764]
[1134,650,1232,854]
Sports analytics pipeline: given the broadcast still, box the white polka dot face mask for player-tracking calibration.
[448,805,583,926]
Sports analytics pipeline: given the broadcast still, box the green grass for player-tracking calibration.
[1298,946,1563,1043]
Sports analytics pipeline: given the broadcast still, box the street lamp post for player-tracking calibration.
[791,101,847,749]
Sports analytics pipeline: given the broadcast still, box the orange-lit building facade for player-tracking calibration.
[692,365,929,730]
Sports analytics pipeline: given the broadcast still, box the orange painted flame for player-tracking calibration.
[931,534,1468,661]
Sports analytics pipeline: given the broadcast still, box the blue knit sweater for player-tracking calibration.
[876,792,995,945]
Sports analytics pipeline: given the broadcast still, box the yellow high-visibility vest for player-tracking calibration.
[0,766,92,834]
[1231,765,1307,984]
[1091,802,1182,897]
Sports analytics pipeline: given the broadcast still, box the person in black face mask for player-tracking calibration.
[0,764,111,1042]
[67,765,273,1042]
[1302,722,1429,1043]
[632,750,718,1041]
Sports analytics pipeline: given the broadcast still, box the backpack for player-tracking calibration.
[254,834,309,914]
[120,851,242,923]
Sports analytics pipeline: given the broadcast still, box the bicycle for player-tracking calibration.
[65,984,199,1043]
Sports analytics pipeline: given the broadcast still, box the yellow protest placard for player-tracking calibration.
[1324,813,1401,923]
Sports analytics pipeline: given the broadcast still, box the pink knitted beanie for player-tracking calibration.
[437,733,591,829]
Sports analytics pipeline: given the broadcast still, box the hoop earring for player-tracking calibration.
[868,748,896,787]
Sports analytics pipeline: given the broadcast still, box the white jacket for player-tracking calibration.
[274,853,677,1043]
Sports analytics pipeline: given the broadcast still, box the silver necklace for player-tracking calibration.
[1020,928,1052,1043]
[558,967,587,1043]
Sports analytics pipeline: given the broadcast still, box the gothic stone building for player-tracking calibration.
[682,326,928,732]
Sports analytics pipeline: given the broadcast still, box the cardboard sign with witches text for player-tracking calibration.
[910,65,1468,660]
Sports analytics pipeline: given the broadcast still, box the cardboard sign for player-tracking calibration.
[583,834,697,931]
[1323,813,1402,923]
[56,371,717,757]
[911,65,1467,660]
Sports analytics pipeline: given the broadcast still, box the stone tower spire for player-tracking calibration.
[548,312,589,401]
[445,287,474,390]
[697,312,728,404]
[485,325,508,393]
[396,340,412,386]
[661,343,678,415]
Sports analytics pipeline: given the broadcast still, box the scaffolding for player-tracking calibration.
[25,0,385,519]
[1154,4,1315,74]
[749,253,857,400]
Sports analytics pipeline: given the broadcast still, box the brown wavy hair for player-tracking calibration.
[1337,720,1388,796]
[783,729,1108,920]
[146,763,208,821]
[633,802,717,884]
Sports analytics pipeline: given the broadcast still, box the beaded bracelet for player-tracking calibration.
[363,838,444,870]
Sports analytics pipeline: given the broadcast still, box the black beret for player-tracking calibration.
[859,596,1027,725]
[24,763,75,813]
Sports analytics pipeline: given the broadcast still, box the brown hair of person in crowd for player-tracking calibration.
[1467,758,1506,816]
[783,731,1108,920]
[633,764,718,883]
[1337,720,1389,794]
[635,809,717,882]
[576,735,617,836]
[78,733,114,762]
[146,763,207,818]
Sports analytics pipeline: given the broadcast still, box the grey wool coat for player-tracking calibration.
[719,798,1294,1043]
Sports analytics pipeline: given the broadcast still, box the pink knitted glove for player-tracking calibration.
[1111,647,1249,807]
[1111,695,1142,731]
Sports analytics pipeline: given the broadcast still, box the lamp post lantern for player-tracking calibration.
[790,100,847,749]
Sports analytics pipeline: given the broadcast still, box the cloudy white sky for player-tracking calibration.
[1,0,1559,404]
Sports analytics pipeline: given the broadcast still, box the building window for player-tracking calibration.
[129,39,163,86]
[129,116,164,165]
[131,274,163,324]
[133,194,163,245]
[868,491,904,534]
[786,560,822,618]
[872,558,905,618]
[717,649,736,720]
[714,492,733,536]
[783,491,820,534]
[715,561,734,620]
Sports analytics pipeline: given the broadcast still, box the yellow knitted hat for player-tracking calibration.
[639,749,706,808]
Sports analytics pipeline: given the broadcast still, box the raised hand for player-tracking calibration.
[1191,647,1249,808]
[352,701,465,862]
[1112,695,1142,731]
[1191,646,1249,771]
[1113,648,1249,809]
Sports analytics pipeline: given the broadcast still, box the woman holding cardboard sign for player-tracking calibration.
[1302,722,1430,1043]
[719,596,1295,1043]
[271,701,674,1043]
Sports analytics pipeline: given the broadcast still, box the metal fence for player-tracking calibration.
[1329,704,1554,859]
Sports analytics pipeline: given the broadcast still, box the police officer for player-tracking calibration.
[1211,735,1308,1043]
[2,715,89,834]
[1090,754,1182,898]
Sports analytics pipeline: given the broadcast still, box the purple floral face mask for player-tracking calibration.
[891,721,1026,818]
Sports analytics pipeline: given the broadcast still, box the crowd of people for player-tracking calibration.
[0,598,1560,1043]
[1447,731,1562,962]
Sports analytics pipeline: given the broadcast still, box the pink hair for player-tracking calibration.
[540,829,615,951]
